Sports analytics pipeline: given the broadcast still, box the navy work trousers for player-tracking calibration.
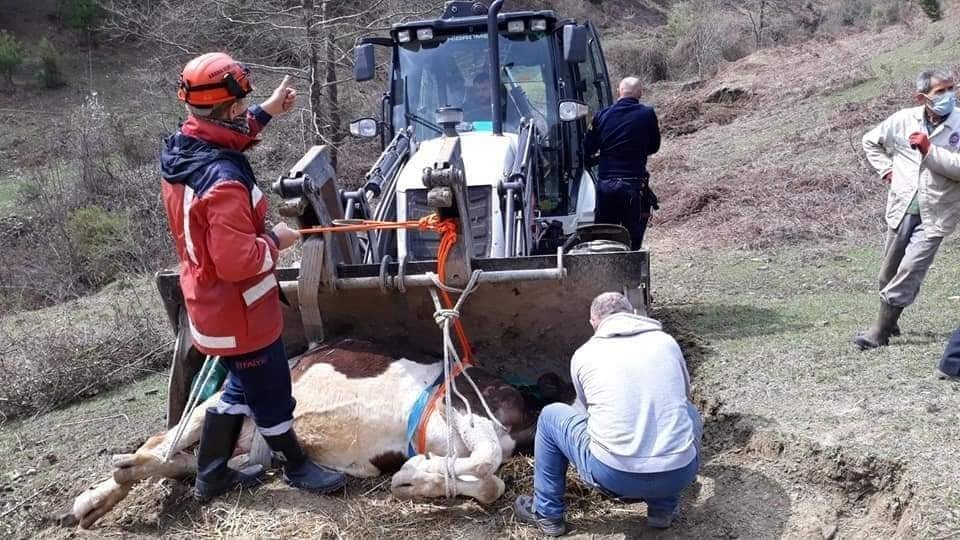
[216,337,296,436]
[595,177,651,250]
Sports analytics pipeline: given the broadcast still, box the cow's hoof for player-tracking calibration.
[474,475,505,504]
[73,479,132,529]
[51,510,79,528]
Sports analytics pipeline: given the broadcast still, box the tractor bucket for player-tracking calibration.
[156,249,649,378]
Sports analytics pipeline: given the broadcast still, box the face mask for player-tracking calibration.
[927,91,956,117]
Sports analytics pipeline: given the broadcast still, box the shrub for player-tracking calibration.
[36,38,66,88]
[871,2,901,27]
[919,0,942,21]
[59,0,103,34]
[0,30,23,86]
[604,38,670,84]
[67,206,135,286]
[0,277,169,420]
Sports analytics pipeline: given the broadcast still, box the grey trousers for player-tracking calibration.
[878,213,943,308]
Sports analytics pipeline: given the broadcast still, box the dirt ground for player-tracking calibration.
[0,345,893,540]
[5,6,960,540]
[3,237,955,538]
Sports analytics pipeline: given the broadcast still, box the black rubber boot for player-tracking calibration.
[194,409,264,501]
[854,302,903,350]
[264,428,348,494]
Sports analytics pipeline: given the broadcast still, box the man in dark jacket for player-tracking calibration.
[583,77,661,249]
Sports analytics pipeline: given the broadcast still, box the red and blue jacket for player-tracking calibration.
[160,106,282,356]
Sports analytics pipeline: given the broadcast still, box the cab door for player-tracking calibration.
[586,22,614,110]
[566,22,613,224]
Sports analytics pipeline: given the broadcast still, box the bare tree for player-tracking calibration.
[722,0,767,48]
[689,16,725,80]
[98,0,437,167]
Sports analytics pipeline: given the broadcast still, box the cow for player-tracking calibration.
[71,338,572,529]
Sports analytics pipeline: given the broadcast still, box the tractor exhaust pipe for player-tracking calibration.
[487,0,504,135]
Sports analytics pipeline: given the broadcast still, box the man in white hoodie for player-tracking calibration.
[514,292,702,536]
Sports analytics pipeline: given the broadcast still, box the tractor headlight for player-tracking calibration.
[397,30,411,43]
[416,28,434,41]
[507,20,525,33]
[531,19,547,32]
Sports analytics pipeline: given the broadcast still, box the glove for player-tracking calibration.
[909,132,931,155]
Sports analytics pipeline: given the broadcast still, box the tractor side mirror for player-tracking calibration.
[563,25,588,63]
[349,118,380,138]
[354,43,376,82]
[559,100,589,122]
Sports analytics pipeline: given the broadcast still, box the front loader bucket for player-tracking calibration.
[157,250,650,377]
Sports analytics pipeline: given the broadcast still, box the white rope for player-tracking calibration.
[164,355,219,462]
[426,269,508,498]
[441,313,456,499]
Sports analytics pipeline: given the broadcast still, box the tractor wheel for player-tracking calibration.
[567,239,631,254]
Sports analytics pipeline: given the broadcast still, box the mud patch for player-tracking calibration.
[658,96,743,137]
[693,408,915,538]
[705,86,750,105]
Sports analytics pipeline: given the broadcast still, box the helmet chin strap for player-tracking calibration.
[204,109,252,137]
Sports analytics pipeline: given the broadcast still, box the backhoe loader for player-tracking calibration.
[157,0,651,426]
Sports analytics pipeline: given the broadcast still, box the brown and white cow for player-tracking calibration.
[72,338,571,529]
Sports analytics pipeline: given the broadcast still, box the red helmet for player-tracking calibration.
[177,52,252,107]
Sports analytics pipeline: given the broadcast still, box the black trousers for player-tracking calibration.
[595,177,652,250]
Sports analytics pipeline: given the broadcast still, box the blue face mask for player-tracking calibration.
[928,91,956,117]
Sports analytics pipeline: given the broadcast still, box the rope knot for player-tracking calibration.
[433,308,460,327]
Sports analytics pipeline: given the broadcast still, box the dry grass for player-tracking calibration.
[89,456,626,540]
[642,23,935,250]
[0,276,169,420]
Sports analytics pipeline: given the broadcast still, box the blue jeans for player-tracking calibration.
[533,403,702,520]
[217,338,296,436]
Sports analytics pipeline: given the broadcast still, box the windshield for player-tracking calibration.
[393,31,557,141]
[393,30,568,215]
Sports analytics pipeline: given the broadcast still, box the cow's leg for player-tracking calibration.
[72,394,226,529]
[111,394,217,484]
[391,454,506,503]
[391,413,506,503]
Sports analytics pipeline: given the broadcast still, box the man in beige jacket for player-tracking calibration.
[858,68,960,349]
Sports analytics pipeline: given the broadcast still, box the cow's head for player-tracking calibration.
[535,372,577,406]
[496,371,576,454]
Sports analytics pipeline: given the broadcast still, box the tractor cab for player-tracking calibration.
[353,1,615,257]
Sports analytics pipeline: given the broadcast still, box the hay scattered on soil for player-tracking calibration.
[92,456,632,540]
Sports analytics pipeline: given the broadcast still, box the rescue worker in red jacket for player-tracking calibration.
[160,52,347,500]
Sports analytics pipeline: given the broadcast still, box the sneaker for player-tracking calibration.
[513,494,567,536]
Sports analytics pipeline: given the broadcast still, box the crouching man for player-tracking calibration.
[514,292,702,536]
